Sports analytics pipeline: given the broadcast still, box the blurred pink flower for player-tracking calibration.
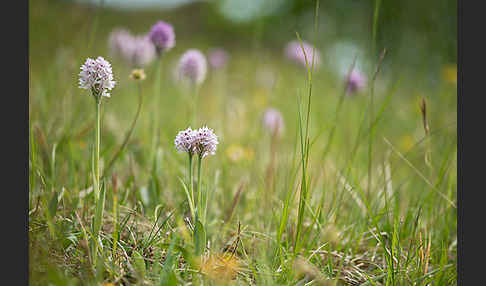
[262,108,285,137]
[208,48,230,69]
[346,69,366,95]
[176,49,208,86]
[284,40,321,69]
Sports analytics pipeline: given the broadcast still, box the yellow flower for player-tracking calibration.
[129,69,146,81]
[441,65,456,84]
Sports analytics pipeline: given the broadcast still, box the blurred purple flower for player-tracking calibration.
[108,28,135,60]
[346,69,366,95]
[130,35,156,68]
[108,29,156,68]
[263,108,285,137]
[79,56,116,98]
[208,48,230,69]
[284,40,321,69]
[176,49,207,86]
[149,20,175,55]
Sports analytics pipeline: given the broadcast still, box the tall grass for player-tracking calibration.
[28,0,457,285]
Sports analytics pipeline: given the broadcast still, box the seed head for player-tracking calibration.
[420,97,430,135]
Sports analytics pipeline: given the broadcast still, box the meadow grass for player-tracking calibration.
[29,1,457,285]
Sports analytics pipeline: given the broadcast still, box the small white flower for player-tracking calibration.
[193,126,219,158]
[174,126,219,158]
[175,127,197,154]
[79,56,116,97]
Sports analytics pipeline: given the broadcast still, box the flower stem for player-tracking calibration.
[94,98,101,200]
[196,155,203,224]
[111,188,118,261]
[192,84,199,126]
[188,153,195,222]
[102,82,143,179]
[92,96,102,267]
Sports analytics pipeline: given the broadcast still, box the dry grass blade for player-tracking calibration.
[224,181,246,224]
[419,97,430,135]
[383,137,456,208]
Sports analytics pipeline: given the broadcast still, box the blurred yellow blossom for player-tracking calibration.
[130,69,146,81]
[399,135,415,152]
[226,144,254,162]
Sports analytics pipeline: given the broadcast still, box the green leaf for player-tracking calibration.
[178,177,194,221]
[93,181,106,237]
[161,271,177,286]
[160,237,178,286]
[48,191,59,219]
[132,250,146,278]
[193,219,206,256]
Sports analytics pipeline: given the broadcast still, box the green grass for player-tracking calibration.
[29,0,457,285]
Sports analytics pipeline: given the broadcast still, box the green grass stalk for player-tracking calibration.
[294,0,319,256]
[196,155,203,224]
[94,98,101,200]
[188,153,195,222]
[102,82,144,179]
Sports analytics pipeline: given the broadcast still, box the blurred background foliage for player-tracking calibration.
[31,0,456,80]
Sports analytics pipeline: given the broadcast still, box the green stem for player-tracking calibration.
[154,57,163,124]
[188,153,195,222]
[102,83,143,179]
[92,96,102,267]
[95,98,101,200]
[112,190,118,261]
[368,0,382,197]
[192,85,199,126]
[367,84,374,198]
[196,155,203,224]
